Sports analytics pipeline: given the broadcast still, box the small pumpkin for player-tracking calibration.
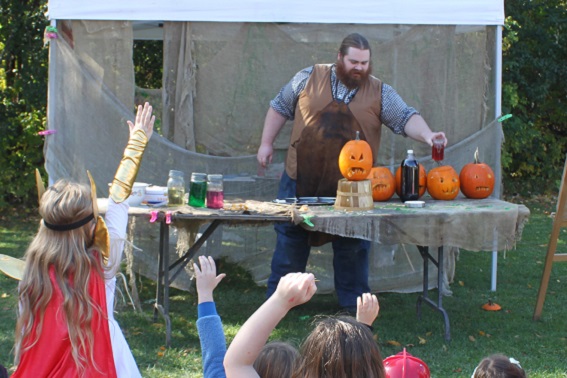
[367,167,396,201]
[395,164,427,198]
[481,300,501,311]
[427,165,460,200]
[338,131,373,181]
[460,147,495,199]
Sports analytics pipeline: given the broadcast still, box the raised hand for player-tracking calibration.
[127,102,155,140]
[356,293,379,326]
[193,255,226,304]
[274,272,317,310]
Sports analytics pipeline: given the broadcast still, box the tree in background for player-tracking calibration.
[502,0,567,195]
[0,0,48,206]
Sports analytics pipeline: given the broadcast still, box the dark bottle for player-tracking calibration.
[400,149,419,202]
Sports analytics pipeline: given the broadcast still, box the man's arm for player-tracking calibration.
[403,114,446,147]
[257,107,288,167]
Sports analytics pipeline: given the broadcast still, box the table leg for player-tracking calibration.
[154,220,172,347]
[155,219,222,347]
[169,219,222,282]
[154,221,166,323]
[416,246,451,341]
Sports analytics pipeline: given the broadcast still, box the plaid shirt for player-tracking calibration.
[270,64,418,136]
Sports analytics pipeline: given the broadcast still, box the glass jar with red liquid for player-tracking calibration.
[432,136,445,162]
[206,174,224,209]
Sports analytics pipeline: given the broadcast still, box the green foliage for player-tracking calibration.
[502,1,567,195]
[0,0,49,206]
[133,40,163,89]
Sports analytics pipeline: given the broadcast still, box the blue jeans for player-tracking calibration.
[266,171,370,308]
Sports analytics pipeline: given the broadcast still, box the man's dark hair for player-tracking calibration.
[339,33,371,57]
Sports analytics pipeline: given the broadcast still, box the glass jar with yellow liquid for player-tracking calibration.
[167,170,185,206]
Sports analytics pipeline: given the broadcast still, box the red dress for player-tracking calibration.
[12,265,117,378]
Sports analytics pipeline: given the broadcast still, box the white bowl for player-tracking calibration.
[127,182,150,206]
[144,185,168,204]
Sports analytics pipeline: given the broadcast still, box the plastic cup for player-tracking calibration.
[432,137,445,162]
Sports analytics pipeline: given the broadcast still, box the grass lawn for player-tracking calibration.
[1,196,566,377]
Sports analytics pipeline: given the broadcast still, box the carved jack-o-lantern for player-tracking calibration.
[367,167,395,201]
[427,165,460,200]
[395,164,427,198]
[338,131,373,181]
[459,148,495,199]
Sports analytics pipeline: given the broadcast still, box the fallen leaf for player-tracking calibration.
[478,330,485,336]
[426,331,433,336]
[160,346,166,351]
[469,335,476,342]
[387,340,402,346]
[157,352,164,357]
[1,293,9,298]
[418,336,427,345]
[458,280,465,286]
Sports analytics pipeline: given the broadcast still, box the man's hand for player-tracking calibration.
[356,293,379,326]
[193,255,226,304]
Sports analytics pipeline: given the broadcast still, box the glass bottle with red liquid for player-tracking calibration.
[432,135,445,162]
[206,174,224,209]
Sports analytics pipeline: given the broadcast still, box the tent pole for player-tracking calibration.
[46,19,58,186]
[491,25,503,292]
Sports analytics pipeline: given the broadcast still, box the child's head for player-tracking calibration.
[253,341,299,378]
[292,316,385,378]
[472,354,526,378]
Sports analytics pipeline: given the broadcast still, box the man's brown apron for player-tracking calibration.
[296,100,366,246]
[296,100,365,197]
[286,64,383,246]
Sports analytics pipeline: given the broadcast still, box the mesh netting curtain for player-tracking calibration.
[46,20,500,294]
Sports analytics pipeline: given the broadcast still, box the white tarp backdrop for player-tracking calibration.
[44,1,506,295]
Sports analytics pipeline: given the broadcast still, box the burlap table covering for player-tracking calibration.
[292,198,530,252]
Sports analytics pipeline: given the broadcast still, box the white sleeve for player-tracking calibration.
[104,199,130,279]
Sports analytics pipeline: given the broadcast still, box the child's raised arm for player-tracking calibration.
[224,272,317,378]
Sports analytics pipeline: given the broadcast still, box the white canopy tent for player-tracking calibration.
[44,0,506,294]
[48,0,504,25]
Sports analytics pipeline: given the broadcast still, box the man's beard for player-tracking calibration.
[335,58,372,90]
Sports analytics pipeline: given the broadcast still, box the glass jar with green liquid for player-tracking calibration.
[189,172,207,207]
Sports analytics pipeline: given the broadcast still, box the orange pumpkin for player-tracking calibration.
[338,131,373,181]
[395,164,427,198]
[367,167,395,201]
[460,148,495,199]
[427,165,460,200]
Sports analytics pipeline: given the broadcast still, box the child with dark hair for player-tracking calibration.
[224,272,385,378]
[472,354,526,378]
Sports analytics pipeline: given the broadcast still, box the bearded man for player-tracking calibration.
[257,33,446,312]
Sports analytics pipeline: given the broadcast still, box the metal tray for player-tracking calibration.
[272,197,336,206]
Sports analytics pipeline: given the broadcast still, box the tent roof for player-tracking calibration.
[47,0,504,26]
